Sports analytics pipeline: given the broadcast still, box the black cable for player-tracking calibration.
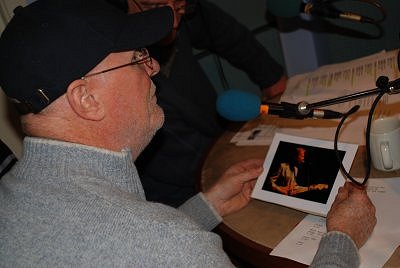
[334,87,387,186]
[213,55,230,90]
[325,0,386,24]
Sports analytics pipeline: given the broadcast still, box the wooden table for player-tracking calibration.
[200,116,400,267]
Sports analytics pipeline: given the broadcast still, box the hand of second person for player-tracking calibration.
[203,159,263,217]
[262,75,287,101]
[327,182,377,248]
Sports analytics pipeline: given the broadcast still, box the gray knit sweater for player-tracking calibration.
[0,137,359,267]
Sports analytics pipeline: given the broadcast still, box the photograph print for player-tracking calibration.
[252,133,358,217]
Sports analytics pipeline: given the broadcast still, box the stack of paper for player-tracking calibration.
[270,178,400,268]
[279,49,400,145]
[231,49,400,146]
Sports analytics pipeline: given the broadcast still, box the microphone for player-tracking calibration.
[216,89,343,121]
[266,0,374,23]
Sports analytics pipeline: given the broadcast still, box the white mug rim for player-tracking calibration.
[371,116,400,135]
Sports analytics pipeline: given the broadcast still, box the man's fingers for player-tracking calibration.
[235,159,264,170]
[243,180,256,197]
[225,159,263,176]
[230,168,262,184]
[335,184,349,200]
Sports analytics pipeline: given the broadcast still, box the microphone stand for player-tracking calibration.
[291,75,400,186]
[264,76,400,119]
[298,76,400,114]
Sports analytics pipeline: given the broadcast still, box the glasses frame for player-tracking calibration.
[129,0,143,12]
[129,0,188,13]
[82,48,152,79]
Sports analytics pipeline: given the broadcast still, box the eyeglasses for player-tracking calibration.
[82,48,152,79]
[129,0,188,14]
[129,0,143,12]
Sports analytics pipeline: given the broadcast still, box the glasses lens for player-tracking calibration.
[134,48,152,70]
[133,48,147,61]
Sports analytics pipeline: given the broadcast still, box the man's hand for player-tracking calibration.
[203,159,263,217]
[327,182,377,248]
[261,75,287,101]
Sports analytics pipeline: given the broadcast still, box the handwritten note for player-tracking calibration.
[270,178,400,268]
[270,214,326,263]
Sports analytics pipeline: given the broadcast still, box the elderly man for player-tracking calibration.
[0,0,375,267]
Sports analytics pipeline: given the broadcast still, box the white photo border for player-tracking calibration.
[251,133,358,217]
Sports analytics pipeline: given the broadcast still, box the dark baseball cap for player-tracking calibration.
[0,0,173,114]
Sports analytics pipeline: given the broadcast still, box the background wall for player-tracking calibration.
[0,0,26,158]
[317,0,400,64]
[206,0,399,85]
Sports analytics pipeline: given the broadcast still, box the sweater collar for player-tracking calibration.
[15,137,145,198]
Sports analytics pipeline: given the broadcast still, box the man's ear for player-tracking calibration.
[66,79,105,121]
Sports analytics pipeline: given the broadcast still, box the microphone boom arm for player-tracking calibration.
[302,76,400,111]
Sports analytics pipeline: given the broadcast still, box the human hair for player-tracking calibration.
[285,146,306,171]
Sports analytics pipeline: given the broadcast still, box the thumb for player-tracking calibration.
[331,183,349,208]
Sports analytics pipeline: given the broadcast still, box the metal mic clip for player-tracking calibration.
[265,101,343,119]
[278,101,311,119]
[295,101,343,119]
[376,76,400,95]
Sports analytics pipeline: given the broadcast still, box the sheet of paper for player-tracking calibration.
[279,49,400,145]
[270,178,400,268]
[270,214,326,264]
[231,49,400,146]
[282,50,399,105]
[230,124,277,146]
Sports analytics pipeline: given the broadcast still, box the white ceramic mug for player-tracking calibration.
[369,117,400,171]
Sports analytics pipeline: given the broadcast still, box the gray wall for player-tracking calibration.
[317,0,400,65]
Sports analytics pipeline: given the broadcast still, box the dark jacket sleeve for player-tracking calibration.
[183,0,284,89]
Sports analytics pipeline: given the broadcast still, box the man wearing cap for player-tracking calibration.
[0,0,376,267]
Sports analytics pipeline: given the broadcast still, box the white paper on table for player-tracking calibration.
[279,49,400,146]
[270,214,326,264]
[359,178,400,268]
[230,50,400,146]
[270,178,400,268]
[283,50,399,100]
[230,124,278,146]
[231,50,400,145]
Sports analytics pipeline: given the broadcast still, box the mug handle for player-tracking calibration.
[380,141,393,170]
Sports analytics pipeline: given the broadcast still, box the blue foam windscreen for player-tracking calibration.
[216,89,261,121]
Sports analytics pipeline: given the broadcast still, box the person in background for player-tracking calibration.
[0,0,376,267]
[108,0,287,207]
